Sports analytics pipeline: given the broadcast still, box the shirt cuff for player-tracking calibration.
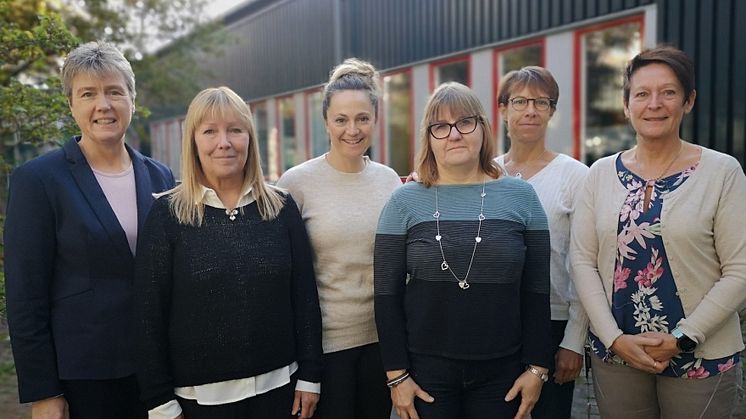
[149,399,182,419]
[295,380,320,394]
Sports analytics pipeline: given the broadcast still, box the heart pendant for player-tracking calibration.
[459,281,470,290]
[435,234,442,241]
[475,237,482,243]
[441,261,449,270]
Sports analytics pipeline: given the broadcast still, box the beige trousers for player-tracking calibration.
[590,355,741,419]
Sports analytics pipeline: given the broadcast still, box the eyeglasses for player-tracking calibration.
[427,115,481,139]
[507,96,554,111]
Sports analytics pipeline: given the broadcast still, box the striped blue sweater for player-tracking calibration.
[374,177,552,370]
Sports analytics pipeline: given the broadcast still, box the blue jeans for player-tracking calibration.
[410,352,522,418]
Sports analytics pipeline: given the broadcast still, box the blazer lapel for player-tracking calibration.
[64,138,133,258]
[127,143,156,233]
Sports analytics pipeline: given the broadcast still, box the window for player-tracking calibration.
[577,18,643,165]
[251,102,269,176]
[431,57,469,90]
[383,71,413,175]
[495,42,544,153]
[306,90,327,158]
[277,96,299,172]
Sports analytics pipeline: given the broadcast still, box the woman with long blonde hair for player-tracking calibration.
[136,86,322,419]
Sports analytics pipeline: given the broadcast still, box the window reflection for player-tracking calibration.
[435,60,468,87]
[384,72,412,175]
[583,22,641,165]
[278,97,298,171]
[307,91,327,158]
[251,102,269,176]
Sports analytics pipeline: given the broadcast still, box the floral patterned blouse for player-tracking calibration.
[588,154,739,378]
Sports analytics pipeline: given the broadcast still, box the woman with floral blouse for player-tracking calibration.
[570,46,745,418]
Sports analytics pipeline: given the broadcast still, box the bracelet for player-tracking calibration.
[386,371,411,388]
[526,365,549,383]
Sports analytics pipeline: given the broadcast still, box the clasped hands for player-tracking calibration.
[609,331,681,374]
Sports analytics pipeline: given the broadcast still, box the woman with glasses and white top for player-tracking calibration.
[494,66,589,419]
[375,82,552,419]
[277,58,401,419]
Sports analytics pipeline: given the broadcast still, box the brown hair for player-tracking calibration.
[415,82,501,187]
[497,66,559,109]
[623,45,695,105]
[322,58,381,121]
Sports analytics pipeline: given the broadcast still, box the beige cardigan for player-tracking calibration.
[570,146,746,359]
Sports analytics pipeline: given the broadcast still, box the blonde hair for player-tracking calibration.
[167,86,285,225]
[322,58,381,121]
[415,82,501,186]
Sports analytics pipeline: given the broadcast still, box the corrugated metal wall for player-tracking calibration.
[657,0,746,166]
[340,0,654,68]
[207,0,336,100]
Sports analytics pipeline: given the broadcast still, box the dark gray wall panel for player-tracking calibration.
[658,0,746,167]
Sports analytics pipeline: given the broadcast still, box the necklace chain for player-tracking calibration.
[433,181,486,290]
[505,149,548,179]
[634,141,683,182]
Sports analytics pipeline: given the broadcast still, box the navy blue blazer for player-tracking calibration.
[4,137,175,403]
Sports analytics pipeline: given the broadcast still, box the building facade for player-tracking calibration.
[150,0,746,180]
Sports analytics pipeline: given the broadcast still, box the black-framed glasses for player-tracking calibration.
[427,115,481,139]
[508,96,554,111]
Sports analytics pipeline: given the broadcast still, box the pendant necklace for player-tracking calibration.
[635,141,683,212]
[433,181,486,290]
[505,149,548,179]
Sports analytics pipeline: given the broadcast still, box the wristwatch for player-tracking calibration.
[671,327,697,353]
[526,365,549,383]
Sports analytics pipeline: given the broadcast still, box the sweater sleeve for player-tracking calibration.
[570,164,624,349]
[677,159,746,343]
[4,165,62,403]
[373,194,411,371]
[519,187,553,368]
[283,195,323,382]
[560,162,590,354]
[134,198,178,410]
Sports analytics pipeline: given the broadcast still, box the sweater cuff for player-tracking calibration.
[559,311,589,355]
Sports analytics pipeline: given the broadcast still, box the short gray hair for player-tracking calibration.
[61,41,136,101]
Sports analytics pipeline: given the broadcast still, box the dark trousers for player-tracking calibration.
[178,380,297,419]
[530,320,577,419]
[61,374,147,419]
[410,352,522,419]
[314,343,391,419]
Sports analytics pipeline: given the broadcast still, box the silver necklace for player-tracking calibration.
[505,149,548,179]
[433,181,486,290]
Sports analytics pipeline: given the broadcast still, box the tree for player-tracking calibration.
[0,0,79,203]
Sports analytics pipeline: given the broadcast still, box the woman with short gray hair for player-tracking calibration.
[4,40,174,418]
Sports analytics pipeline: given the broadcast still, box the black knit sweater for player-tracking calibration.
[135,194,322,409]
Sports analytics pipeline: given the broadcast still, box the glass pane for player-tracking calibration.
[308,91,327,157]
[583,22,641,165]
[435,60,468,86]
[384,72,412,175]
[251,102,269,176]
[497,44,543,153]
[278,97,298,172]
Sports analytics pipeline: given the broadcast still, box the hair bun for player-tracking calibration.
[328,58,380,92]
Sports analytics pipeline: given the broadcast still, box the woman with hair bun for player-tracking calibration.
[277,58,401,418]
